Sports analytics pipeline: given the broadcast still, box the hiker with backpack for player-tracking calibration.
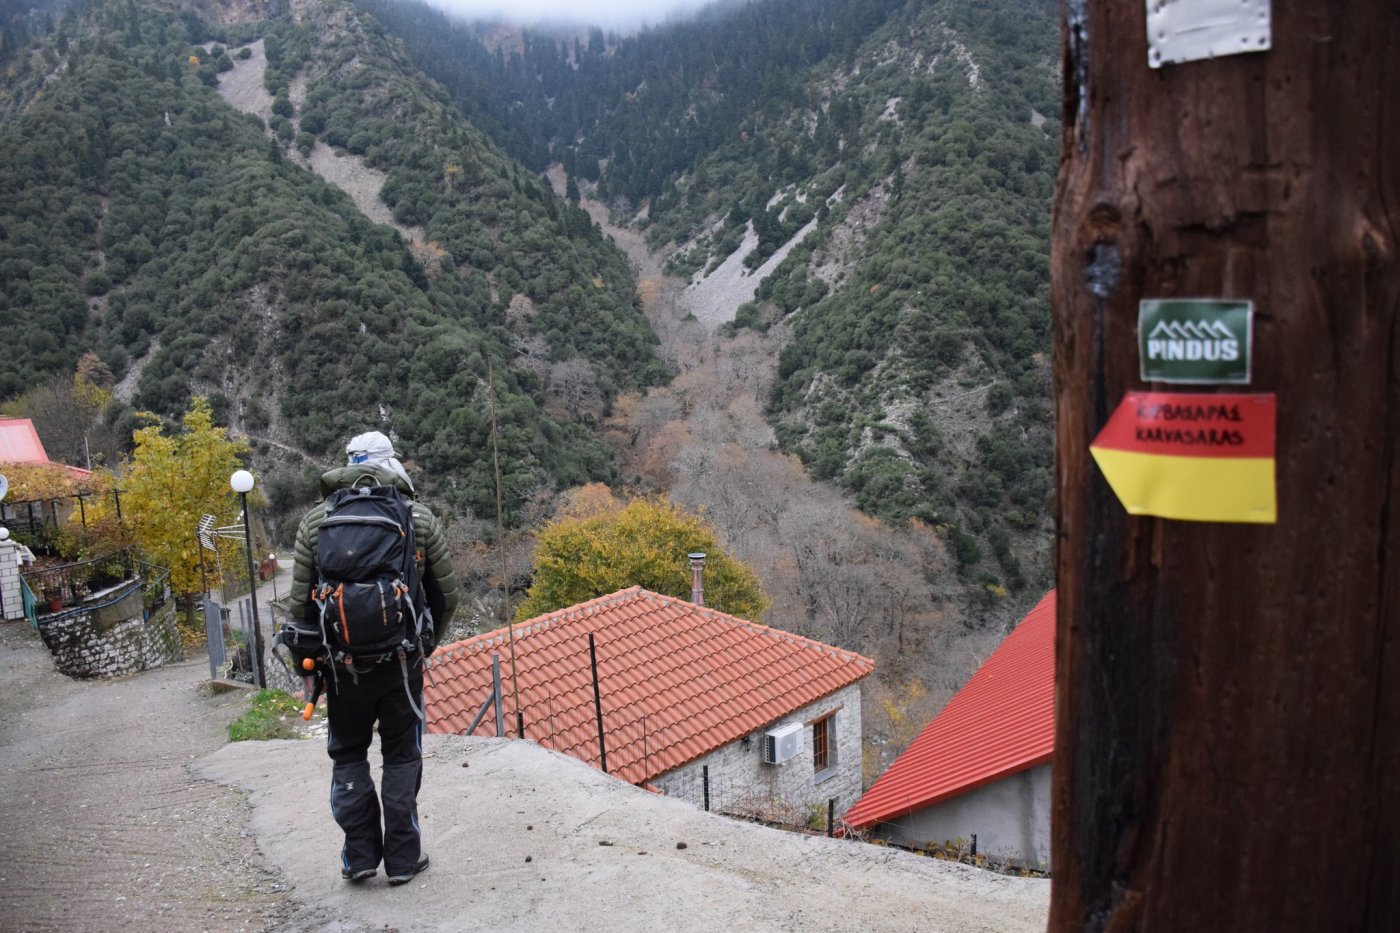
[281,431,459,886]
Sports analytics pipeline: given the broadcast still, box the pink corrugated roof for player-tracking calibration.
[843,590,1055,830]
[425,587,874,785]
[0,419,50,464]
[0,418,92,480]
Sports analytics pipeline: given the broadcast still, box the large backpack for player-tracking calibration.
[308,484,425,661]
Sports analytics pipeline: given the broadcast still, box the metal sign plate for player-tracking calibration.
[1139,299,1253,384]
[1147,0,1272,68]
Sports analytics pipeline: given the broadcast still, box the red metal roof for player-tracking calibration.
[425,587,874,785]
[843,590,1055,830]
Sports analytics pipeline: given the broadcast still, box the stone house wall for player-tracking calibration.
[38,583,182,678]
[651,681,865,828]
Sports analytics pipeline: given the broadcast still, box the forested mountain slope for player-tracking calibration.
[370,0,1059,601]
[0,0,664,529]
[353,0,905,205]
[755,0,1059,593]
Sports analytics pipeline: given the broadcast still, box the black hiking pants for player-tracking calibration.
[326,660,424,877]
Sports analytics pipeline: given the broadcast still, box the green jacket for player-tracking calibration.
[288,463,459,650]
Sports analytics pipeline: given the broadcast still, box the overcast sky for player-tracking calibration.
[423,0,717,30]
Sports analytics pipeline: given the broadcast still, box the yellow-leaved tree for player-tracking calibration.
[121,398,251,622]
[514,491,768,622]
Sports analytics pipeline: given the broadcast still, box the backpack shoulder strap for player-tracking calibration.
[400,494,422,596]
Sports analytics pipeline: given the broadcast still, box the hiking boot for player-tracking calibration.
[387,853,430,886]
[341,866,377,882]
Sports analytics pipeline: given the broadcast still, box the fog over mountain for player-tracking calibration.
[423,0,715,28]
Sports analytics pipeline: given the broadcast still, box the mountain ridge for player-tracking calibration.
[368,0,1057,604]
[0,0,666,533]
[3,0,1060,728]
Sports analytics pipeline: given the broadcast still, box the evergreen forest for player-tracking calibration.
[2,0,1060,638]
[0,0,666,535]
[363,0,1060,595]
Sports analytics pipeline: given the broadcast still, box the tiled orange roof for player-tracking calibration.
[425,587,874,785]
[843,590,1055,830]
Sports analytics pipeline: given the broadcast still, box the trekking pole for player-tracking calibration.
[300,657,325,720]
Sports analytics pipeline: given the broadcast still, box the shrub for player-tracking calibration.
[228,690,307,741]
[84,270,112,296]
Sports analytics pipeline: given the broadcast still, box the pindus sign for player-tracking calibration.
[1138,299,1253,384]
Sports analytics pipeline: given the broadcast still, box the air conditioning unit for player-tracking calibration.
[760,722,804,765]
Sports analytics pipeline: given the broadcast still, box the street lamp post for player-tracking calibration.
[230,469,266,688]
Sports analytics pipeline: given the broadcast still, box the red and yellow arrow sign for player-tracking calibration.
[1090,392,1277,524]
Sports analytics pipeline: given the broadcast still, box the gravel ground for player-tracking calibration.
[211,38,276,132]
[681,218,819,330]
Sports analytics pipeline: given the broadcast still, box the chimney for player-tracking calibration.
[688,552,707,606]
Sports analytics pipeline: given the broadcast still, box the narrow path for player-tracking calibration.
[0,553,1047,930]
[0,567,330,931]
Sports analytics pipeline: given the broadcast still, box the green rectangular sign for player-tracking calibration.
[1138,299,1253,384]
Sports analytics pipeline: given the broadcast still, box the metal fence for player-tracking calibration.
[22,548,138,612]
[202,593,297,693]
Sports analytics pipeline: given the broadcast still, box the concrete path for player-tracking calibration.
[0,561,1049,931]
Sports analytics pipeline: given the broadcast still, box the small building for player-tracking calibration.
[425,586,875,824]
[0,417,92,477]
[1,419,176,679]
[842,590,1055,869]
[0,418,94,541]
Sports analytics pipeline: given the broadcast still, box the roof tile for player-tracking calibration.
[426,587,873,784]
[0,418,92,480]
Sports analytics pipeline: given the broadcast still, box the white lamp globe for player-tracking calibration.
[0,527,9,541]
[230,470,255,493]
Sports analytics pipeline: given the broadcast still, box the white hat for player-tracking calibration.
[345,431,414,492]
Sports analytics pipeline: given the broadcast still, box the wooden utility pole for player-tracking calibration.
[1051,3,1398,929]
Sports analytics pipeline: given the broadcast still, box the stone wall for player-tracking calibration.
[38,584,183,679]
[651,681,866,828]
